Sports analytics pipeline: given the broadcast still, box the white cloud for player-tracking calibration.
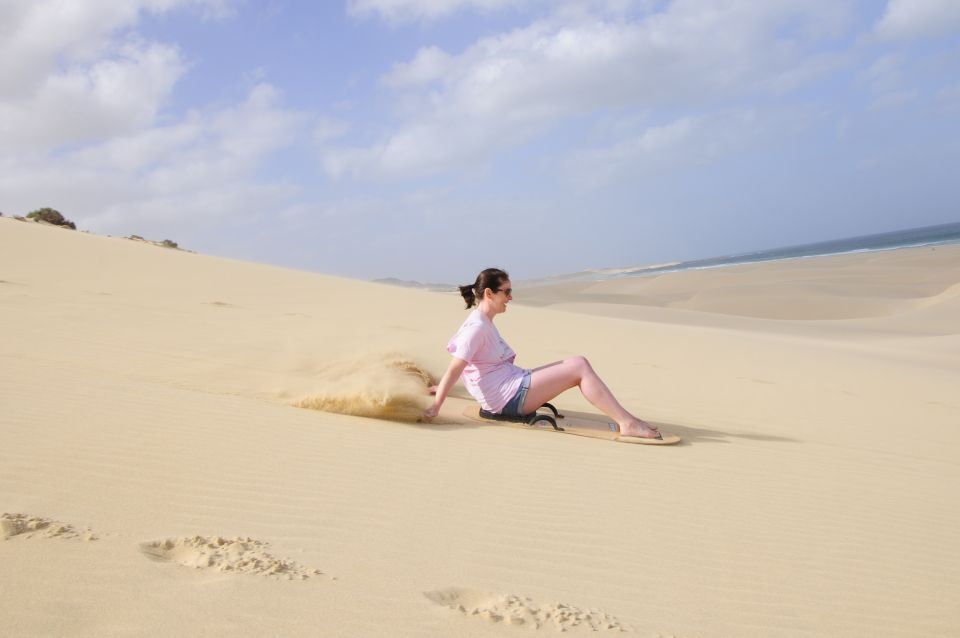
[863,53,903,92]
[0,0,302,238]
[0,1,143,98]
[347,0,672,25]
[580,116,699,162]
[935,83,960,111]
[868,89,918,111]
[0,0,235,151]
[0,40,186,150]
[0,0,233,98]
[326,0,850,179]
[313,117,351,143]
[347,0,520,24]
[563,109,782,188]
[383,46,455,87]
[875,0,960,40]
[1,76,307,234]
[768,50,851,94]
[860,53,922,111]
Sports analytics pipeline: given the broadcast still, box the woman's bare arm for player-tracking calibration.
[422,356,468,419]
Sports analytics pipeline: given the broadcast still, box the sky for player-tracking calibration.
[1,0,959,283]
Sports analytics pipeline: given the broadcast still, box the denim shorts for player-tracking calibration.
[498,372,531,416]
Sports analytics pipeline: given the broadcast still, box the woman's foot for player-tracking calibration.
[619,418,661,439]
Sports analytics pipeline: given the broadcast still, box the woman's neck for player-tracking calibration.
[477,301,497,322]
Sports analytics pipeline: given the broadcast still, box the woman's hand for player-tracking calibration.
[422,403,441,420]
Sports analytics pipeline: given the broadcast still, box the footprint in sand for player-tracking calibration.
[139,535,327,581]
[424,587,631,632]
[1,513,97,541]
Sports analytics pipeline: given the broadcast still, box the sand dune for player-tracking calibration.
[519,245,960,319]
[2,216,959,636]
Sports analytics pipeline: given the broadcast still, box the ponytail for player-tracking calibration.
[459,284,477,309]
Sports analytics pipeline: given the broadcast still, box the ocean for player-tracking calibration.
[606,220,960,280]
[382,221,960,289]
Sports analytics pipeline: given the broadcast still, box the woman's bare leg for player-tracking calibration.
[521,356,659,438]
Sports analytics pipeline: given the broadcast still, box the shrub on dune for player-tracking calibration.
[26,207,76,230]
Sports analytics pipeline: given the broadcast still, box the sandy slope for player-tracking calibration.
[2,217,958,637]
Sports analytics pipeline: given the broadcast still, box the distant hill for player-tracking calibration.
[373,278,457,292]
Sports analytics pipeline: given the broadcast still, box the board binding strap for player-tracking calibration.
[463,404,681,445]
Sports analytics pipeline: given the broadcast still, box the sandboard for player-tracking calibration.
[462,405,681,445]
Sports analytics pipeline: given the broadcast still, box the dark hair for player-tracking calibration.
[459,268,509,309]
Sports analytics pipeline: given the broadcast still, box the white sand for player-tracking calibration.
[2,216,959,636]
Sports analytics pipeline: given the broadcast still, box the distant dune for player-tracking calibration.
[373,277,457,291]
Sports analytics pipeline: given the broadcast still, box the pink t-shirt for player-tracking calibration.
[447,309,529,413]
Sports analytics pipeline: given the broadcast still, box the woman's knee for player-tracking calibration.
[568,355,592,374]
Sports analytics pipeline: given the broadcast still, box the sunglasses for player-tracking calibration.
[495,288,513,296]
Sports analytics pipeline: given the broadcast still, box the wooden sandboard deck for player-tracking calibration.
[461,405,681,445]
